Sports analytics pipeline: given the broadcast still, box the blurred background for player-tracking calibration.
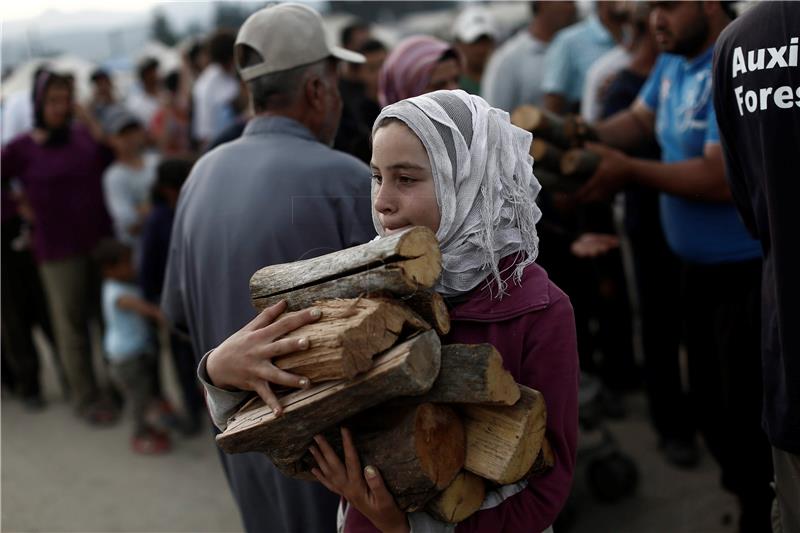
[1,1,762,532]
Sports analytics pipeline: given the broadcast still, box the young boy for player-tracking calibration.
[94,238,170,454]
[102,107,159,257]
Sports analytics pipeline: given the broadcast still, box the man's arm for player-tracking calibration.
[577,141,731,203]
[593,99,656,152]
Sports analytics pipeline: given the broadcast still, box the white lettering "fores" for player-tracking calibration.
[734,85,800,116]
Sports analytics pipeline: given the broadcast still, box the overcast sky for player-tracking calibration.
[3,0,169,22]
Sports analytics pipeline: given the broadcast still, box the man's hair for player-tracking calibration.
[90,68,110,83]
[341,21,369,50]
[156,159,193,190]
[207,30,236,66]
[163,70,181,94]
[719,1,737,20]
[358,39,387,55]
[238,45,330,112]
[92,238,131,269]
[530,1,540,16]
[138,57,159,81]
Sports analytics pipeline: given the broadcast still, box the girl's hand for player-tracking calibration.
[310,428,409,533]
[206,300,319,416]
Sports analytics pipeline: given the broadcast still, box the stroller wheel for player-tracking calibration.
[587,450,638,503]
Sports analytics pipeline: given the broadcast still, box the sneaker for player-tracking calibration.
[131,428,171,455]
[146,399,181,431]
[79,401,120,427]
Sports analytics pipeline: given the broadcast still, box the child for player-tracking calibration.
[311,90,579,533]
[102,107,159,256]
[94,238,170,454]
[201,90,579,532]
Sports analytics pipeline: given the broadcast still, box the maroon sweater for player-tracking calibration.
[345,261,579,532]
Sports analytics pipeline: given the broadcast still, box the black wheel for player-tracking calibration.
[586,451,639,503]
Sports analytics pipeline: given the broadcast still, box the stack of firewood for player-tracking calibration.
[511,104,600,193]
[216,227,552,523]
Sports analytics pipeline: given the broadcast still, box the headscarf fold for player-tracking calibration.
[377,36,457,107]
[372,90,543,298]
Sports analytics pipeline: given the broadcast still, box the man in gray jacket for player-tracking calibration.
[161,4,374,531]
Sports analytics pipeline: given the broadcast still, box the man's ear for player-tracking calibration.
[304,75,325,113]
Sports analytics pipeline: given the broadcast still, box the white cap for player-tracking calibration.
[453,6,498,44]
[236,3,365,81]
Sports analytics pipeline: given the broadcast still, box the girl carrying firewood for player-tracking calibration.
[309,90,579,533]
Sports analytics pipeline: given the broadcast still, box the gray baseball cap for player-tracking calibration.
[235,3,365,81]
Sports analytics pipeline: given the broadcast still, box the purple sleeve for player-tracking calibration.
[456,287,579,533]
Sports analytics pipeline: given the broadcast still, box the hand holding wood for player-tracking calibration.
[206,300,320,416]
[311,428,410,533]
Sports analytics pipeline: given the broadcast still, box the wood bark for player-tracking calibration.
[560,148,601,181]
[398,290,451,335]
[530,138,564,173]
[461,386,547,485]
[426,470,486,523]
[393,344,520,406]
[216,330,442,462]
[511,105,571,149]
[273,298,429,382]
[284,403,465,512]
[526,437,555,478]
[250,226,441,303]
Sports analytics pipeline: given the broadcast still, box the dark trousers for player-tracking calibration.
[629,226,694,442]
[683,259,774,531]
[109,354,156,434]
[169,333,204,422]
[0,218,55,398]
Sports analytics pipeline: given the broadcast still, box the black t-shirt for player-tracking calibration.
[713,1,800,454]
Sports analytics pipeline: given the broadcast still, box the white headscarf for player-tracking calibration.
[372,90,542,298]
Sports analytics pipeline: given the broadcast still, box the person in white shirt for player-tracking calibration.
[126,58,161,127]
[481,1,576,113]
[192,30,240,149]
[580,44,631,123]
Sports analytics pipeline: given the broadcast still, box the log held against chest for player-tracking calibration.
[217,227,551,520]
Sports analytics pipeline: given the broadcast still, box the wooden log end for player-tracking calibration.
[415,404,466,490]
[463,386,547,485]
[426,471,486,524]
[511,105,541,132]
[485,349,522,406]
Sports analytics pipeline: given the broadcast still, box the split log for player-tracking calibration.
[462,386,547,485]
[251,226,441,310]
[286,403,465,512]
[394,344,520,406]
[530,138,564,173]
[511,105,597,149]
[274,298,429,382]
[560,148,601,181]
[526,437,555,478]
[534,167,586,194]
[398,290,451,335]
[511,105,571,149]
[426,471,486,524]
[216,330,442,462]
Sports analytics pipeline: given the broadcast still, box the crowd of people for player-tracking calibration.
[2,1,798,533]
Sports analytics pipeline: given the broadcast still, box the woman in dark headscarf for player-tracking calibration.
[378,35,462,106]
[2,69,116,424]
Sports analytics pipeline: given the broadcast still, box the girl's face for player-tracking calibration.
[43,84,72,129]
[371,121,440,235]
